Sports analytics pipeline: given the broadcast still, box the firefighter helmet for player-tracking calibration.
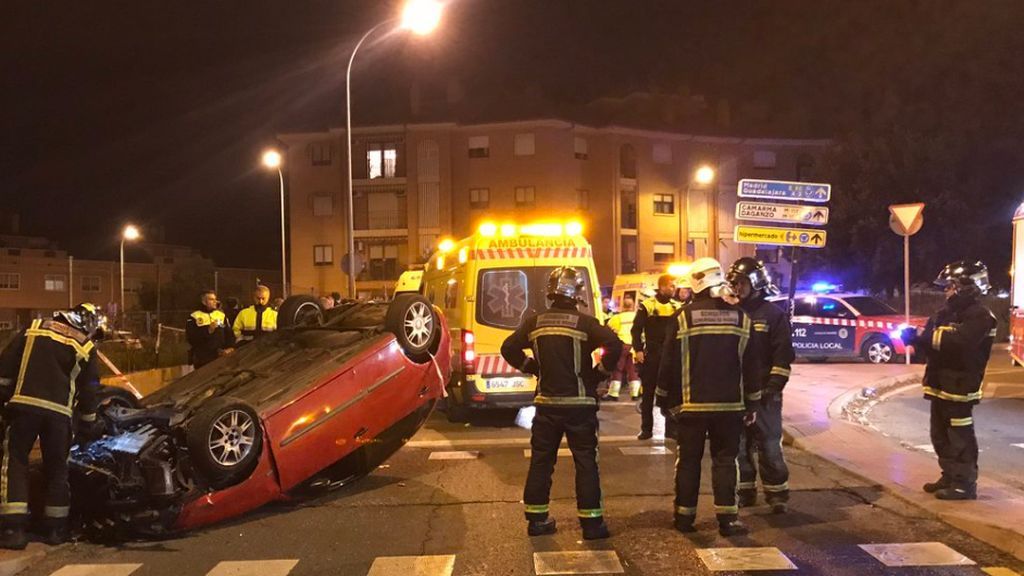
[55,302,107,339]
[546,266,586,303]
[727,257,778,297]
[934,260,990,298]
[689,257,726,294]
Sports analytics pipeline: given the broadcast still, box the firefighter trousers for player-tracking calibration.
[524,407,604,527]
[0,409,72,526]
[738,394,789,502]
[929,399,978,486]
[674,412,744,524]
[639,356,661,435]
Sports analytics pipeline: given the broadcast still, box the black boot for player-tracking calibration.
[673,515,696,533]
[45,524,70,546]
[737,489,758,508]
[718,519,749,537]
[769,501,788,514]
[582,521,610,540]
[935,484,977,501]
[0,526,28,550]
[923,476,951,493]
[636,430,653,440]
[527,518,557,536]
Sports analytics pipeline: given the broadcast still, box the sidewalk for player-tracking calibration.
[784,361,1024,562]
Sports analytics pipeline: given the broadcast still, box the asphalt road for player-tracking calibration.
[17,402,1024,576]
[870,348,1024,492]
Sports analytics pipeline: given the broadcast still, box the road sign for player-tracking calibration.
[738,179,831,203]
[736,202,829,226]
[733,225,827,248]
[889,203,924,236]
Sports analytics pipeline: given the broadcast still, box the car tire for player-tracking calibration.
[862,336,895,364]
[386,294,440,363]
[97,386,140,410]
[277,295,323,329]
[186,396,263,489]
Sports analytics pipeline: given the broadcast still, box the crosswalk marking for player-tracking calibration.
[983,567,1022,576]
[696,547,797,571]
[858,543,975,567]
[620,446,672,455]
[428,451,480,460]
[366,555,456,576]
[524,448,573,458]
[1011,443,1024,450]
[912,444,936,453]
[205,559,299,576]
[50,566,143,576]
[533,551,624,575]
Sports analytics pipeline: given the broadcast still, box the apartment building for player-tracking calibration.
[280,119,828,297]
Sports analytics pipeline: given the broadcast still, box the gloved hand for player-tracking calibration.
[74,416,105,445]
[521,358,540,376]
[743,409,757,426]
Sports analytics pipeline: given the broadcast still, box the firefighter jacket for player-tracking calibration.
[739,297,795,395]
[912,297,996,404]
[655,292,763,415]
[232,305,278,342]
[186,308,234,367]
[501,303,623,408]
[0,319,100,420]
[630,295,683,356]
[606,311,636,346]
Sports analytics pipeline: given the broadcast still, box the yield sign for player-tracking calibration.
[889,203,925,236]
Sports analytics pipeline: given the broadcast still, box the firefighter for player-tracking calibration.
[656,258,763,536]
[186,290,234,369]
[501,267,623,540]
[603,296,640,401]
[631,274,683,439]
[0,303,106,548]
[905,260,996,500]
[728,257,795,513]
[232,285,278,343]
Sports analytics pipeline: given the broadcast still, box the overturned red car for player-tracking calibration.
[70,294,450,538]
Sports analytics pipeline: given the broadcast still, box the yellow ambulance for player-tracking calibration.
[398,220,603,419]
[609,263,690,312]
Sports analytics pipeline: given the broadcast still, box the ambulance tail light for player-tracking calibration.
[462,330,476,374]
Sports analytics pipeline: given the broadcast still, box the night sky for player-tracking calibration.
[4,1,1023,272]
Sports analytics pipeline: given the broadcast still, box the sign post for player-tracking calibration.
[889,203,925,365]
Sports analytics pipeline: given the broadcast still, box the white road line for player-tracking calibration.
[620,446,672,455]
[367,555,456,576]
[912,444,936,454]
[407,435,660,449]
[206,559,299,576]
[428,451,480,460]
[859,543,975,567]
[696,547,797,572]
[1011,443,1024,450]
[51,566,143,576]
[533,551,624,575]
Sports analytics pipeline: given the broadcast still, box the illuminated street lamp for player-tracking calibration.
[693,164,719,258]
[120,224,141,327]
[694,165,716,186]
[344,0,443,297]
[262,149,288,297]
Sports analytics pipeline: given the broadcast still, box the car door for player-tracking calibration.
[808,297,858,357]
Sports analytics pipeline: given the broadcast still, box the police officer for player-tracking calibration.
[0,303,105,548]
[728,257,795,513]
[657,258,763,536]
[232,285,278,343]
[501,267,622,540]
[906,260,996,500]
[186,290,234,369]
[632,274,683,439]
[604,296,641,401]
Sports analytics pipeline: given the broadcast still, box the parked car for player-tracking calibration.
[70,294,450,539]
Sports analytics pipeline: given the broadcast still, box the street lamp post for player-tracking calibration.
[262,149,288,297]
[693,165,717,259]
[120,224,140,329]
[343,0,443,298]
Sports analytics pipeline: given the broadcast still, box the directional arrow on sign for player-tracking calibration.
[810,232,825,245]
[810,209,827,223]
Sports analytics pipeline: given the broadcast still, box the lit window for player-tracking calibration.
[653,242,675,263]
[44,274,67,292]
[314,245,334,266]
[754,150,777,169]
[514,133,535,156]
[515,186,536,207]
[469,188,490,209]
[313,194,334,217]
[468,136,489,158]
[81,275,101,293]
[0,273,20,290]
[367,143,398,178]
[574,137,588,160]
[653,142,673,165]
[654,193,675,215]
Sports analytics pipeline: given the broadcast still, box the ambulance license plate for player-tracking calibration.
[484,377,530,392]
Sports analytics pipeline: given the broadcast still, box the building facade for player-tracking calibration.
[280,119,828,297]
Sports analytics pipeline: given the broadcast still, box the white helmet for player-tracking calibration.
[689,257,726,294]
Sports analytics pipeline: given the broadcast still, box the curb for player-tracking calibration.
[783,372,1024,562]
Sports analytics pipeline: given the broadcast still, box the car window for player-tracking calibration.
[793,298,815,316]
[843,296,898,316]
[816,298,852,318]
[476,267,595,330]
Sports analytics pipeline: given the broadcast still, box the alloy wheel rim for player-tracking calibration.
[209,410,256,466]
[404,302,434,348]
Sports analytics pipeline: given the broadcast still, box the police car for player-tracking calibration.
[768,292,928,363]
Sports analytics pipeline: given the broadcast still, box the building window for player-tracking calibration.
[313,194,334,217]
[653,193,675,215]
[621,237,637,274]
[514,133,535,156]
[653,142,673,165]
[124,278,142,294]
[367,244,400,280]
[654,242,675,263]
[468,136,489,158]
[620,144,637,179]
[576,189,589,210]
[81,275,102,293]
[367,142,398,179]
[0,321,13,331]
[753,150,777,169]
[469,188,490,209]
[574,137,588,160]
[311,143,333,166]
[44,274,67,292]
[515,186,536,207]
[620,188,637,229]
[314,244,334,266]
[0,273,20,290]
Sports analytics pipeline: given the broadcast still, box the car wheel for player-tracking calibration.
[386,294,440,363]
[97,386,140,410]
[277,295,323,329]
[186,396,263,489]
[862,336,895,364]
